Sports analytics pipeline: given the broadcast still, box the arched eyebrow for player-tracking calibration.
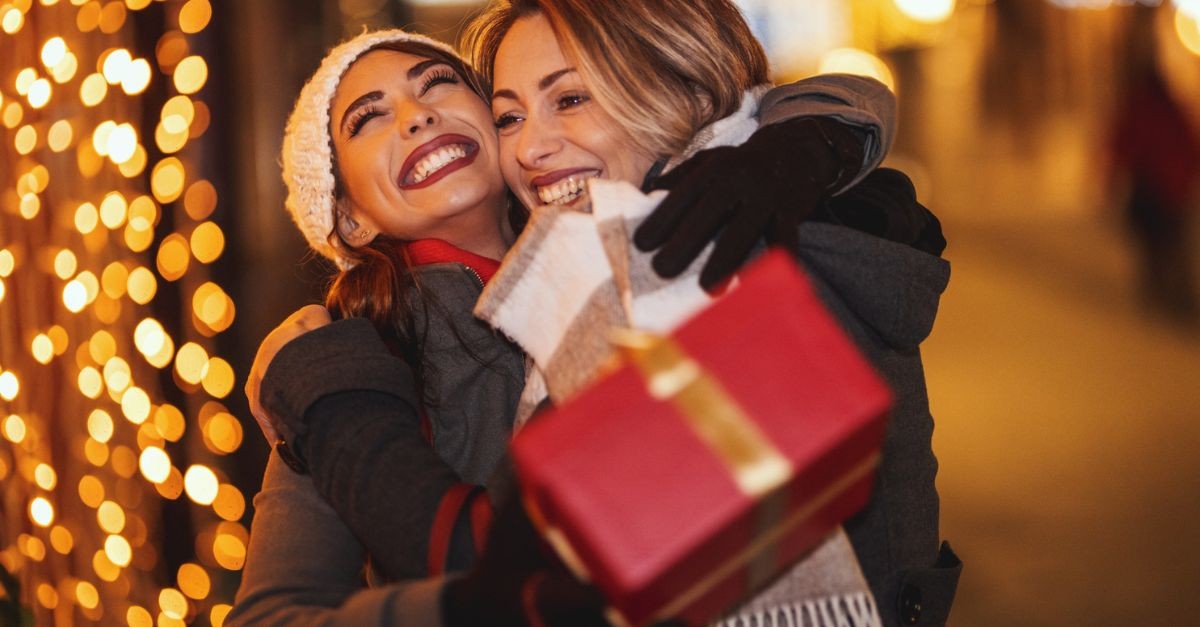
[492,67,576,103]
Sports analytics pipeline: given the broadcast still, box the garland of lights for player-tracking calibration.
[1,0,244,624]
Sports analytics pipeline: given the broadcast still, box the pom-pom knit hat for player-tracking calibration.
[281,29,461,269]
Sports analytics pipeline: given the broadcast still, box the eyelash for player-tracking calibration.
[348,105,382,137]
[420,68,459,95]
[493,91,590,130]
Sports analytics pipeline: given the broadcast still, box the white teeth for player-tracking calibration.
[410,144,469,184]
[537,173,596,206]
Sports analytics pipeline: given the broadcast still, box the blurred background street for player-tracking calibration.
[2,0,1199,624]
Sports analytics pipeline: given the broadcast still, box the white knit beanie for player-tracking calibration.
[281,29,462,269]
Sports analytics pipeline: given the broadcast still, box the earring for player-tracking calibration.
[358,229,371,241]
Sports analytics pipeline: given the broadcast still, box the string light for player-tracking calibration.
[1,2,239,623]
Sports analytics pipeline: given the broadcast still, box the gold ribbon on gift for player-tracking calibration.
[609,328,794,498]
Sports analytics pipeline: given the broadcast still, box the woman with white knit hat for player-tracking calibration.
[234,18,908,625]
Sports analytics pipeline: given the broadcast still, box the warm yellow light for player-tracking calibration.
[0,249,13,276]
[3,414,27,443]
[127,606,154,627]
[76,581,100,610]
[0,371,20,401]
[139,446,171,483]
[99,0,127,32]
[201,359,234,397]
[102,261,130,298]
[48,325,68,355]
[205,411,243,455]
[30,496,55,527]
[79,474,105,507]
[80,73,108,106]
[1178,8,1200,56]
[77,270,100,304]
[34,463,56,489]
[127,266,158,304]
[178,0,212,33]
[27,78,51,108]
[93,549,121,582]
[121,386,152,424]
[85,438,110,466]
[894,0,955,24]
[111,445,138,478]
[98,500,126,533]
[184,464,219,505]
[104,356,132,394]
[213,483,246,521]
[0,279,6,303]
[156,119,188,153]
[54,249,77,279]
[120,58,152,94]
[818,48,896,94]
[18,534,46,561]
[157,31,190,72]
[16,68,37,95]
[160,588,188,620]
[105,534,132,567]
[128,195,158,231]
[88,408,114,443]
[15,124,37,154]
[89,329,117,363]
[41,37,67,68]
[178,563,211,600]
[99,191,128,229]
[78,366,103,398]
[50,52,78,83]
[183,180,217,220]
[3,101,25,128]
[156,465,185,499]
[173,55,208,94]
[93,119,116,155]
[147,335,176,369]
[127,0,153,8]
[175,342,208,385]
[157,233,191,281]
[162,113,188,134]
[48,119,73,152]
[50,525,74,554]
[152,157,186,202]
[32,333,54,364]
[118,144,148,177]
[2,6,24,34]
[102,48,132,84]
[153,404,185,441]
[36,583,58,609]
[106,123,138,164]
[19,192,40,219]
[213,533,246,571]
[134,318,166,356]
[190,222,225,263]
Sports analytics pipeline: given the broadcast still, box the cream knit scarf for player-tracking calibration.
[476,88,881,627]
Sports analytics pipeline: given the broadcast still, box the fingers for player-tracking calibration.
[698,202,773,290]
[634,181,705,253]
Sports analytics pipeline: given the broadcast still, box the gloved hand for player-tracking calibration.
[634,117,865,290]
[441,491,607,627]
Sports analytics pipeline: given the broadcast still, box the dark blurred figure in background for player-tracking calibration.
[1109,9,1200,325]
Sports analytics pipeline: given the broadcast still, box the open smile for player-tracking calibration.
[530,168,599,206]
[399,134,480,190]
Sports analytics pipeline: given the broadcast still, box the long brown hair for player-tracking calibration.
[323,40,525,404]
[462,0,770,157]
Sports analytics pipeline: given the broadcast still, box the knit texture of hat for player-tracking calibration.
[281,29,461,269]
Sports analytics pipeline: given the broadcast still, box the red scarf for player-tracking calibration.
[403,239,501,285]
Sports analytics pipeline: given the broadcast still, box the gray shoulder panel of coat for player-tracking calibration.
[759,74,897,191]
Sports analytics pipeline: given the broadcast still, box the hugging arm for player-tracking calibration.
[636,74,901,288]
[258,318,490,580]
[227,451,446,626]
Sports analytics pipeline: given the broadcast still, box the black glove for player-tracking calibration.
[441,492,607,627]
[635,116,865,290]
[815,167,946,257]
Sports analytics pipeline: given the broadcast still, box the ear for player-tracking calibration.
[335,202,377,247]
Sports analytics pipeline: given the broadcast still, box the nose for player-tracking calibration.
[398,101,437,138]
[514,112,562,170]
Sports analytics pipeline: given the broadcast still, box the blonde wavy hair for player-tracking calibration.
[461,0,770,158]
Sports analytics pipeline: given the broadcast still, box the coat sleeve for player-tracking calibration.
[758,74,897,190]
[258,318,491,581]
[226,451,448,627]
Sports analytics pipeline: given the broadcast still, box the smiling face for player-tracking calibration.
[490,13,657,213]
[330,48,509,253]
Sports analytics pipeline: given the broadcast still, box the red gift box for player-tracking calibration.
[511,249,892,626]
